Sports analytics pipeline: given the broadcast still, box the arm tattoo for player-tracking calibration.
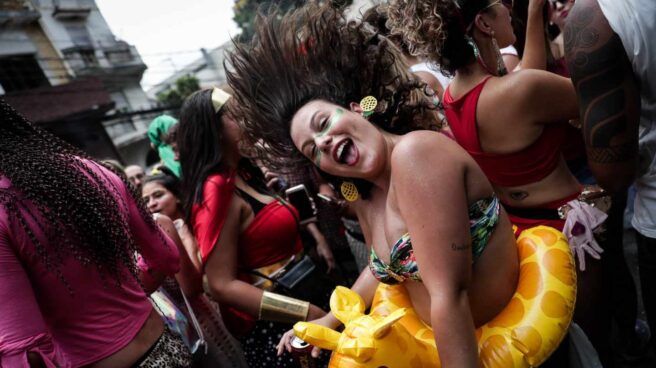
[451,243,470,252]
[565,3,638,164]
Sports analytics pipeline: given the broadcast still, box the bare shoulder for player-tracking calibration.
[391,131,467,175]
[493,69,562,96]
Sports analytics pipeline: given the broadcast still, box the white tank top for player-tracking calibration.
[598,0,656,237]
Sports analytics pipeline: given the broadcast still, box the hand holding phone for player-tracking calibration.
[285,184,317,225]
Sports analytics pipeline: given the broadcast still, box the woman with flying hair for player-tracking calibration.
[386,0,608,361]
[226,2,520,366]
[0,99,195,367]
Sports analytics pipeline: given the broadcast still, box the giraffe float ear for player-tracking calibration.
[293,322,340,351]
[372,308,407,339]
[338,336,377,362]
[330,286,366,324]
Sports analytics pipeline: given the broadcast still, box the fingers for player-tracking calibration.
[276,330,295,356]
[266,177,280,190]
[325,255,336,273]
[311,346,321,358]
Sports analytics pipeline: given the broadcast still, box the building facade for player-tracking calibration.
[0,0,152,166]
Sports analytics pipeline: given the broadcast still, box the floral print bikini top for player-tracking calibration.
[369,195,500,285]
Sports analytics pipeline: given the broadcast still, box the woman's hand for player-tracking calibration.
[316,237,336,273]
[276,310,336,358]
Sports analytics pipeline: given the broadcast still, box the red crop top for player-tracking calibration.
[443,77,566,187]
[192,171,303,335]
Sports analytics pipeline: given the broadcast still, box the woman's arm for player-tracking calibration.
[391,133,479,368]
[305,222,336,273]
[173,219,203,273]
[120,179,179,292]
[0,222,59,368]
[520,0,548,70]
[204,196,325,320]
[154,215,203,298]
[277,264,380,356]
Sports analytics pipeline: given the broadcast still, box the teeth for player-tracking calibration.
[336,140,348,161]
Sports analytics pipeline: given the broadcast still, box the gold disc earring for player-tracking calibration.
[360,96,378,118]
[340,181,359,202]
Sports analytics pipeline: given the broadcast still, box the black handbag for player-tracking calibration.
[246,255,334,307]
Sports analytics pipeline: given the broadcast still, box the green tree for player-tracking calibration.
[233,0,352,42]
[156,75,200,107]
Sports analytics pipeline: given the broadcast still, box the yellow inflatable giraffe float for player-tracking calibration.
[295,226,577,368]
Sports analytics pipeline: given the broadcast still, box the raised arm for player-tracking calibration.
[392,132,479,368]
[564,0,640,193]
[520,0,548,70]
[121,181,180,292]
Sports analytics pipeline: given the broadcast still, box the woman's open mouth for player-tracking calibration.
[333,138,359,166]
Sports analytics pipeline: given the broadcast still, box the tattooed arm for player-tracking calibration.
[564,0,640,193]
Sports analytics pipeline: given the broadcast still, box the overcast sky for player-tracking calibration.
[96,0,240,90]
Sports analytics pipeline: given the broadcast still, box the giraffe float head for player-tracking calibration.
[294,286,439,367]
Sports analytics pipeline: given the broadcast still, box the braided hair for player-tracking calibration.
[0,99,157,291]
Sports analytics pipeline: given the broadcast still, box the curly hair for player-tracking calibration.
[227,2,438,183]
[387,0,497,76]
[0,99,158,291]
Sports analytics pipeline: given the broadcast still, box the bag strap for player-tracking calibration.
[180,287,208,354]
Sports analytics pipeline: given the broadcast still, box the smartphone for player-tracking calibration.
[317,193,339,206]
[285,184,317,225]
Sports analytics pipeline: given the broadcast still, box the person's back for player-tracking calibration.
[0,101,186,367]
[0,160,175,366]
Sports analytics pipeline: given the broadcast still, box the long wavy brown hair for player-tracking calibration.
[387,0,495,76]
[0,99,158,292]
[226,1,439,179]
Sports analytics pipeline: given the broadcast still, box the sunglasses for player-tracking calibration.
[549,0,573,6]
[481,0,514,12]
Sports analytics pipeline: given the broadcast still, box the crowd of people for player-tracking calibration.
[1,0,655,367]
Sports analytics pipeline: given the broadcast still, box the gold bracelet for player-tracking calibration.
[259,291,310,323]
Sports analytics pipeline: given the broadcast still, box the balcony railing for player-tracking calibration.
[52,0,91,20]
[0,0,39,26]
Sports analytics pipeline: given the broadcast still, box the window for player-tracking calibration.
[0,54,49,93]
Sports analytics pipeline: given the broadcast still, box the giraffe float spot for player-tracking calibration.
[518,238,537,260]
[409,354,425,368]
[532,228,558,246]
[517,262,542,300]
[480,335,514,367]
[394,332,409,353]
[544,249,576,286]
[489,298,525,328]
[541,291,569,318]
[511,326,543,357]
[419,328,433,341]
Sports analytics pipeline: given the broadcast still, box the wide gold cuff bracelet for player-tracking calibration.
[259,291,310,324]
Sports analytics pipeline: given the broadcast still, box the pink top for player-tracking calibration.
[0,159,180,367]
